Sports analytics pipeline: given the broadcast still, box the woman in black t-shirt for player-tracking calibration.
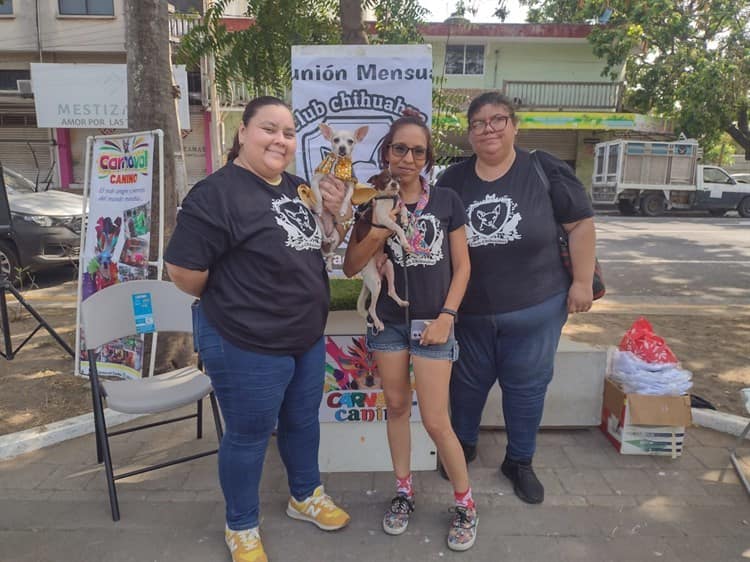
[343,113,477,552]
[436,92,596,505]
[165,97,351,562]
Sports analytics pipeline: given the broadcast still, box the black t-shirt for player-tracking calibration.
[376,186,467,324]
[165,162,329,355]
[437,149,593,315]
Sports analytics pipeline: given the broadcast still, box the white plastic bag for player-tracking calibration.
[610,349,692,396]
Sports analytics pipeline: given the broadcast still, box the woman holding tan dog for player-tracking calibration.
[340,112,477,551]
[165,96,351,562]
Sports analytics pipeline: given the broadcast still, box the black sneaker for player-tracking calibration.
[438,441,477,480]
[501,457,544,504]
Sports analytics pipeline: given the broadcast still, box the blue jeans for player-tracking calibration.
[366,323,459,362]
[451,291,568,462]
[195,304,324,530]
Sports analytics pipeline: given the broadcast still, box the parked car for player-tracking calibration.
[0,166,84,282]
[731,173,750,184]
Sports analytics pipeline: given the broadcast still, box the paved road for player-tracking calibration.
[15,215,750,311]
[593,214,750,307]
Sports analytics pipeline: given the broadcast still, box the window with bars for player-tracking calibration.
[0,1,13,15]
[445,45,485,75]
[59,0,114,16]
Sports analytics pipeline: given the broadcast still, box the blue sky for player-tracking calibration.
[419,0,528,23]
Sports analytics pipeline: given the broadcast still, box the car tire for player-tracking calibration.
[738,197,750,218]
[0,241,20,284]
[617,199,637,216]
[640,193,666,217]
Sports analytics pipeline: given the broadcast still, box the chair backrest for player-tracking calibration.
[81,280,195,350]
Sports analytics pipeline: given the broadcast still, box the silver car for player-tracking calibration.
[1,167,84,282]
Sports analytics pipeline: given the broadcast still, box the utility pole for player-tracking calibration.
[125,0,191,371]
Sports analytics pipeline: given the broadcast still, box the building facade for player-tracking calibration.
[421,20,673,187]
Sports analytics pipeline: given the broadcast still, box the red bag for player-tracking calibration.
[618,317,678,364]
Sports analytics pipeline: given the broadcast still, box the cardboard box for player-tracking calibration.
[601,378,692,457]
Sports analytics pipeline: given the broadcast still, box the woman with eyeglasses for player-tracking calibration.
[436,92,596,504]
[341,111,476,551]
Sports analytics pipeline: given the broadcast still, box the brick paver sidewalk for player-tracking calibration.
[1,406,748,562]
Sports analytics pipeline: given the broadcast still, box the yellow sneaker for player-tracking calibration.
[224,525,268,562]
[286,485,351,531]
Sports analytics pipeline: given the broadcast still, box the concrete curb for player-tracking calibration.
[692,407,750,440]
[0,409,146,461]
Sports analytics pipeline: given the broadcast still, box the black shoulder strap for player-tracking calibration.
[530,149,551,194]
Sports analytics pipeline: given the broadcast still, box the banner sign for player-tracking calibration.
[78,132,155,378]
[291,44,433,274]
[320,335,420,423]
[30,63,190,129]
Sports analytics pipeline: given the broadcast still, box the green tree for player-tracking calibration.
[177,0,426,96]
[518,0,750,159]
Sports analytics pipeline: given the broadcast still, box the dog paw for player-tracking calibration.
[399,300,410,308]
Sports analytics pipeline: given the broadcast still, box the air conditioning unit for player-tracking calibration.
[17,79,33,98]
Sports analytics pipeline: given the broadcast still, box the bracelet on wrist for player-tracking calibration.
[440,307,458,319]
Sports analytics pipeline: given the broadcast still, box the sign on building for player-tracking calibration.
[30,63,190,129]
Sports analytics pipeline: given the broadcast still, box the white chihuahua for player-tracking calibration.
[308,123,368,271]
[354,169,411,333]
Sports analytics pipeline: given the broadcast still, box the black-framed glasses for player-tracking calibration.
[389,143,428,160]
[469,114,511,134]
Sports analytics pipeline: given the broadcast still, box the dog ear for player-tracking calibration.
[354,126,369,142]
[319,123,333,140]
[366,173,381,185]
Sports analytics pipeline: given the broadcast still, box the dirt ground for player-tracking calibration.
[1,304,749,436]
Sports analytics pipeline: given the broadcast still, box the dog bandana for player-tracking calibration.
[404,178,431,257]
[315,153,357,184]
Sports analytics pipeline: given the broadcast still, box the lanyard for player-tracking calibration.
[404,178,430,257]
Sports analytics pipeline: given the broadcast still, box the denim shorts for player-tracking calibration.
[366,322,459,362]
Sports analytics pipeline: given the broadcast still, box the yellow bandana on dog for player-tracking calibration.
[315,153,357,184]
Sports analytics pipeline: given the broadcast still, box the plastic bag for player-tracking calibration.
[610,349,692,395]
[618,317,678,364]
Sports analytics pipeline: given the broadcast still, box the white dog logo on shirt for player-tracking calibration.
[272,195,322,251]
[466,194,522,247]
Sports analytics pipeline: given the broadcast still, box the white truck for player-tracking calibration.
[591,138,750,217]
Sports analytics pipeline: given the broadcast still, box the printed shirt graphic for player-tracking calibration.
[386,212,445,267]
[376,187,466,324]
[465,193,523,247]
[272,194,322,251]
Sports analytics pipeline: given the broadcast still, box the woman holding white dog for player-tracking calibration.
[340,112,477,551]
[165,96,351,562]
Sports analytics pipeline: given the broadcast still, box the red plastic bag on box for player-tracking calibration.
[618,317,678,364]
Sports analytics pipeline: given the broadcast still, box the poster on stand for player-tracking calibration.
[291,44,433,276]
[77,132,155,378]
[320,335,420,423]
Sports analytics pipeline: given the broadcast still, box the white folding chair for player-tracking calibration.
[81,280,222,521]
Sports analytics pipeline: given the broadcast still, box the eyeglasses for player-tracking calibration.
[389,143,428,160]
[469,114,511,134]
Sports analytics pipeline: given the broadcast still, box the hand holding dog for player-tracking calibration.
[419,315,453,346]
[318,174,349,217]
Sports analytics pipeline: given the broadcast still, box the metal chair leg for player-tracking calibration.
[209,392,223,441]
[93,395,120,521]
[196,398,203,439]
[729,421,750,495]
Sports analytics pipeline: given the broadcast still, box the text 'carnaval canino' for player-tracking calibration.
[293,64,433,82]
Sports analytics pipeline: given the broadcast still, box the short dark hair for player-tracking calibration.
[227,96,290,163]
[467,92,518,126]
[378,114,434,175]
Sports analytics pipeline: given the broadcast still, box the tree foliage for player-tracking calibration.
[177,0,425,97]
[519,0,750,158]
